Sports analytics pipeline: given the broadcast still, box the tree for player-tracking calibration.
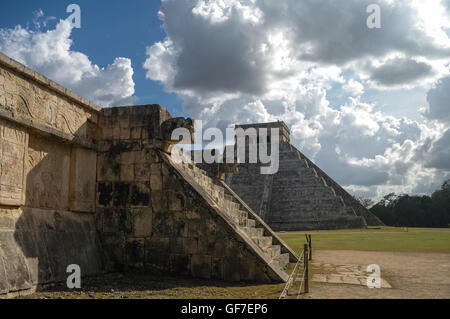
[357,197,375,209]
[370,184,450,228]
[442,179,450,191]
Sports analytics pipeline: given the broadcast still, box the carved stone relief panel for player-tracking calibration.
[0,67,98,141]
[0,118,28,206]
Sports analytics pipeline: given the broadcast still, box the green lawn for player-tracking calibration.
[277,227,450,253]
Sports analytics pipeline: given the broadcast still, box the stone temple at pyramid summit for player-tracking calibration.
[225,122,384,231]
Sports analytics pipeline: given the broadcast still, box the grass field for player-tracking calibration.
[277,227,450,254]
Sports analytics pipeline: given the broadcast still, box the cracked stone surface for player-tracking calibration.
[312,263,392,288]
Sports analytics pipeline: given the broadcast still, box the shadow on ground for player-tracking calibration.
[18,272,287,299]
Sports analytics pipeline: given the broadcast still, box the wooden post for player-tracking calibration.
[308,234,312,261]
[304,244,309,293]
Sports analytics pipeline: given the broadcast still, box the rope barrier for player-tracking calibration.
[279,250,304,299]
[279,235,312,299]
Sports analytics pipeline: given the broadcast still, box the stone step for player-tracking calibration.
[223,199,241,213]
[265,245,281,258]
[271,209,352,219]
[251,236,272,249]
[247,218,256,227]
[273,176,324,184]
[270,188,336,197]
[176,156,293,275]
[164,153,295,283]
[242,227,264,237]
[273,253,290,270]
[272,197,345,205]
[272,203,346,211]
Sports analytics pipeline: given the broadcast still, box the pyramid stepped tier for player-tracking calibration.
[227,136,383,230]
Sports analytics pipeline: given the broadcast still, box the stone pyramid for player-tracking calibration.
[226,122,384,231]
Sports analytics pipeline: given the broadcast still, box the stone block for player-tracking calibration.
[97,182,113,207]
[103,208,132,234]
[112,125,121,140]
[150,173,163,191]
[134,164,150,181]
[120,127,130,140]
[97,152,120,182]
[121,152,136,165]
[191,255,211,279]
[223,258,241,282]
[99,232,126,272]
[172,214,188,237]
[186,211,201,220]
[145,237,170,272]
[131,208,153,237]
[134,150,149,164]
[69,147,96,213]
[131,127,142,139]
[120,164,135,181]
[170,254,190,275]
[211,258,223,280]
[150,190,168,213]
[168,192,184,211]
[130,182,150,206]
[151,210,174,237]
[112,182,130,206]
[183,237,198,254]
[0,232,33,292]
[125,238,145,271]
[169,238,184,254]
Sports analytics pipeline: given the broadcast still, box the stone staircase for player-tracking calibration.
[268,142,367,230]
[165,151,298,279]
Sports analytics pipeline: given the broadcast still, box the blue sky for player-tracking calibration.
[0,0,186,117]
[1,0,449,199]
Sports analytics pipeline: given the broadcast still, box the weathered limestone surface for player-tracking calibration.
[0,118,28,206]
[0,208,102,298]
[96,106,296,283]
[0,53,102,297]
[1,53,300,297]
[227,122,383,231]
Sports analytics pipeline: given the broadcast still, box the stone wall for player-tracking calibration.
[0,53,295,297]
[96,106,291,282]
[0,53,102,298]
[226,123,380,231]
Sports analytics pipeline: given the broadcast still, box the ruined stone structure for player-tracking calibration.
[0,53,296,298]
[226,122,384,231]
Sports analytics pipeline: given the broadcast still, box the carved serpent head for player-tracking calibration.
[160,117,195,153]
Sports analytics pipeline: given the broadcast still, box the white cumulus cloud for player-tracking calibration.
[144,0,450,200]
[0,18,136,107]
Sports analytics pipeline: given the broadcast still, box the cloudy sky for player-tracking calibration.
[1,0,449,200]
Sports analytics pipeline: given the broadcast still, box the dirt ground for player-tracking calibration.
[305,250,450,299]
[16,249,450,299]
[17,273,285,299]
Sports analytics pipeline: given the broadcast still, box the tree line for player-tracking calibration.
[357,180,450,228]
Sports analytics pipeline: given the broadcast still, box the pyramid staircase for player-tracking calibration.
[163,150,298,282]
[227,140,371,230]
[267,141,367,230]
